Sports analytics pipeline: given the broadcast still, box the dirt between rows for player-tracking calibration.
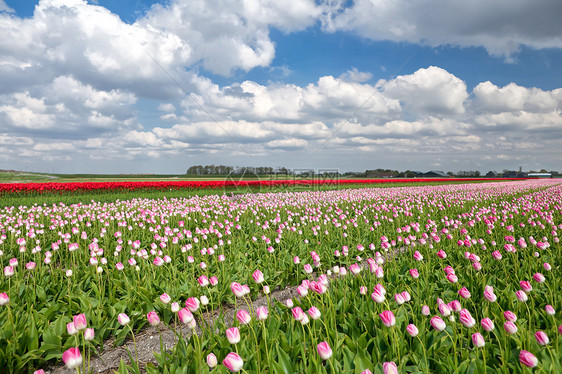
[45,246,407,374]
[45,286,299,374]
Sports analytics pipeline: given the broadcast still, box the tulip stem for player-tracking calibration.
[127,324,139,367]
[415,334,429,374]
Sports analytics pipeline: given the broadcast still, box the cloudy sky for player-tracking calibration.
[1,0,561,174]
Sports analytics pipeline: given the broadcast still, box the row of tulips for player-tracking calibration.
[0,179,560,372]
[0,177,522,194]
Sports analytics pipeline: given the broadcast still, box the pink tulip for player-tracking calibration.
[504,321,518,334]
[185,297,200,312]
[379,310,396,327]
[413,251,423,261]
[406,323,419,337]
[422,305,430,316]
[223,352,244,372]
[383,361,398,374]
[236,310,251,325]
[210,276,218,286]
[438,303,451,317]
[226,327,240,344]
[446,274,458,283]
[545,305,555,315]
[483,287,496,303]
[230,282,245,298]
[62,347,82,369]
[470,333,484,348]
[458,287,471,299]
[394,293,405,305]
[543,262,551,271]
[84,328,95,341]
[178,307,194,324]
[147,311,160,326]
[67,322,78,335]
[519,281,532,292]
[198,275,209,287]
[153,257,164,266]
[303,264,313,274]
[308,306,321,320]
[535,331,549,345]
[449,300,461,312]
[409,268,419,278]
[515,290,528,302]
[533,273,545,283]
[4,266,14,277]
[371,289,385,303]
[118,313,130,326]
[207,353,218,368]
[0,293,9,305]
[436,250,447,259]
[504,310,517,322]
[492,250,502,260]
[430,316,446,331]
[171,302,180,313]
[252,269,264,284]
[160,293,171,304]
[292,307,305,321]
[459,309,476,328]
[360,286,367,295]
[297,285,308,297]
[519,350,538,368]
[34,370,46,374]
[317,341,332,360]
[481,318,495,332]
[256,306,268,321]
[401,291,411,302]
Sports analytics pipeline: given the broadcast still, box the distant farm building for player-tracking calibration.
[527,173,552,178]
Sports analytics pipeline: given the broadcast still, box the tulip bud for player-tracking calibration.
[317,341,332,360]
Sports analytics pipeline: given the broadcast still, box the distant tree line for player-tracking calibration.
[187,165,560,178]
[186,165,290,176]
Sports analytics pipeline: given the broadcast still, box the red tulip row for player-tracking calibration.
[0,178,522,194]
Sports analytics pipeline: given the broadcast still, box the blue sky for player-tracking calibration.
[1,0,561,174]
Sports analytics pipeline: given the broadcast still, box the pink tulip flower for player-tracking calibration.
[223,352,244,372]
[430,316,446,331]
[147,311,160,326]
[226,327,241,344]
[406,323,419,337]
[0,293,9,305]
[207,353,218,368]
[62,347,82,369]
[118,313,130,326]
[481,318,495,332]
[519,350,538,368]
[459,309,476,328]
[535,331,549,345]
[383,361,398,374]
[230,282,245,298]
[472,332,485,347]
[252,269,264,284]
[256,306,269,321]
[379,310,396,327]
[178,307,194,324]
[236,310,251,325]
[504,321,518,334]
[317,341,332,360]
[458,287,471,299]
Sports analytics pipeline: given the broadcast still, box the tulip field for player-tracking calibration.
[0,179,561,373]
